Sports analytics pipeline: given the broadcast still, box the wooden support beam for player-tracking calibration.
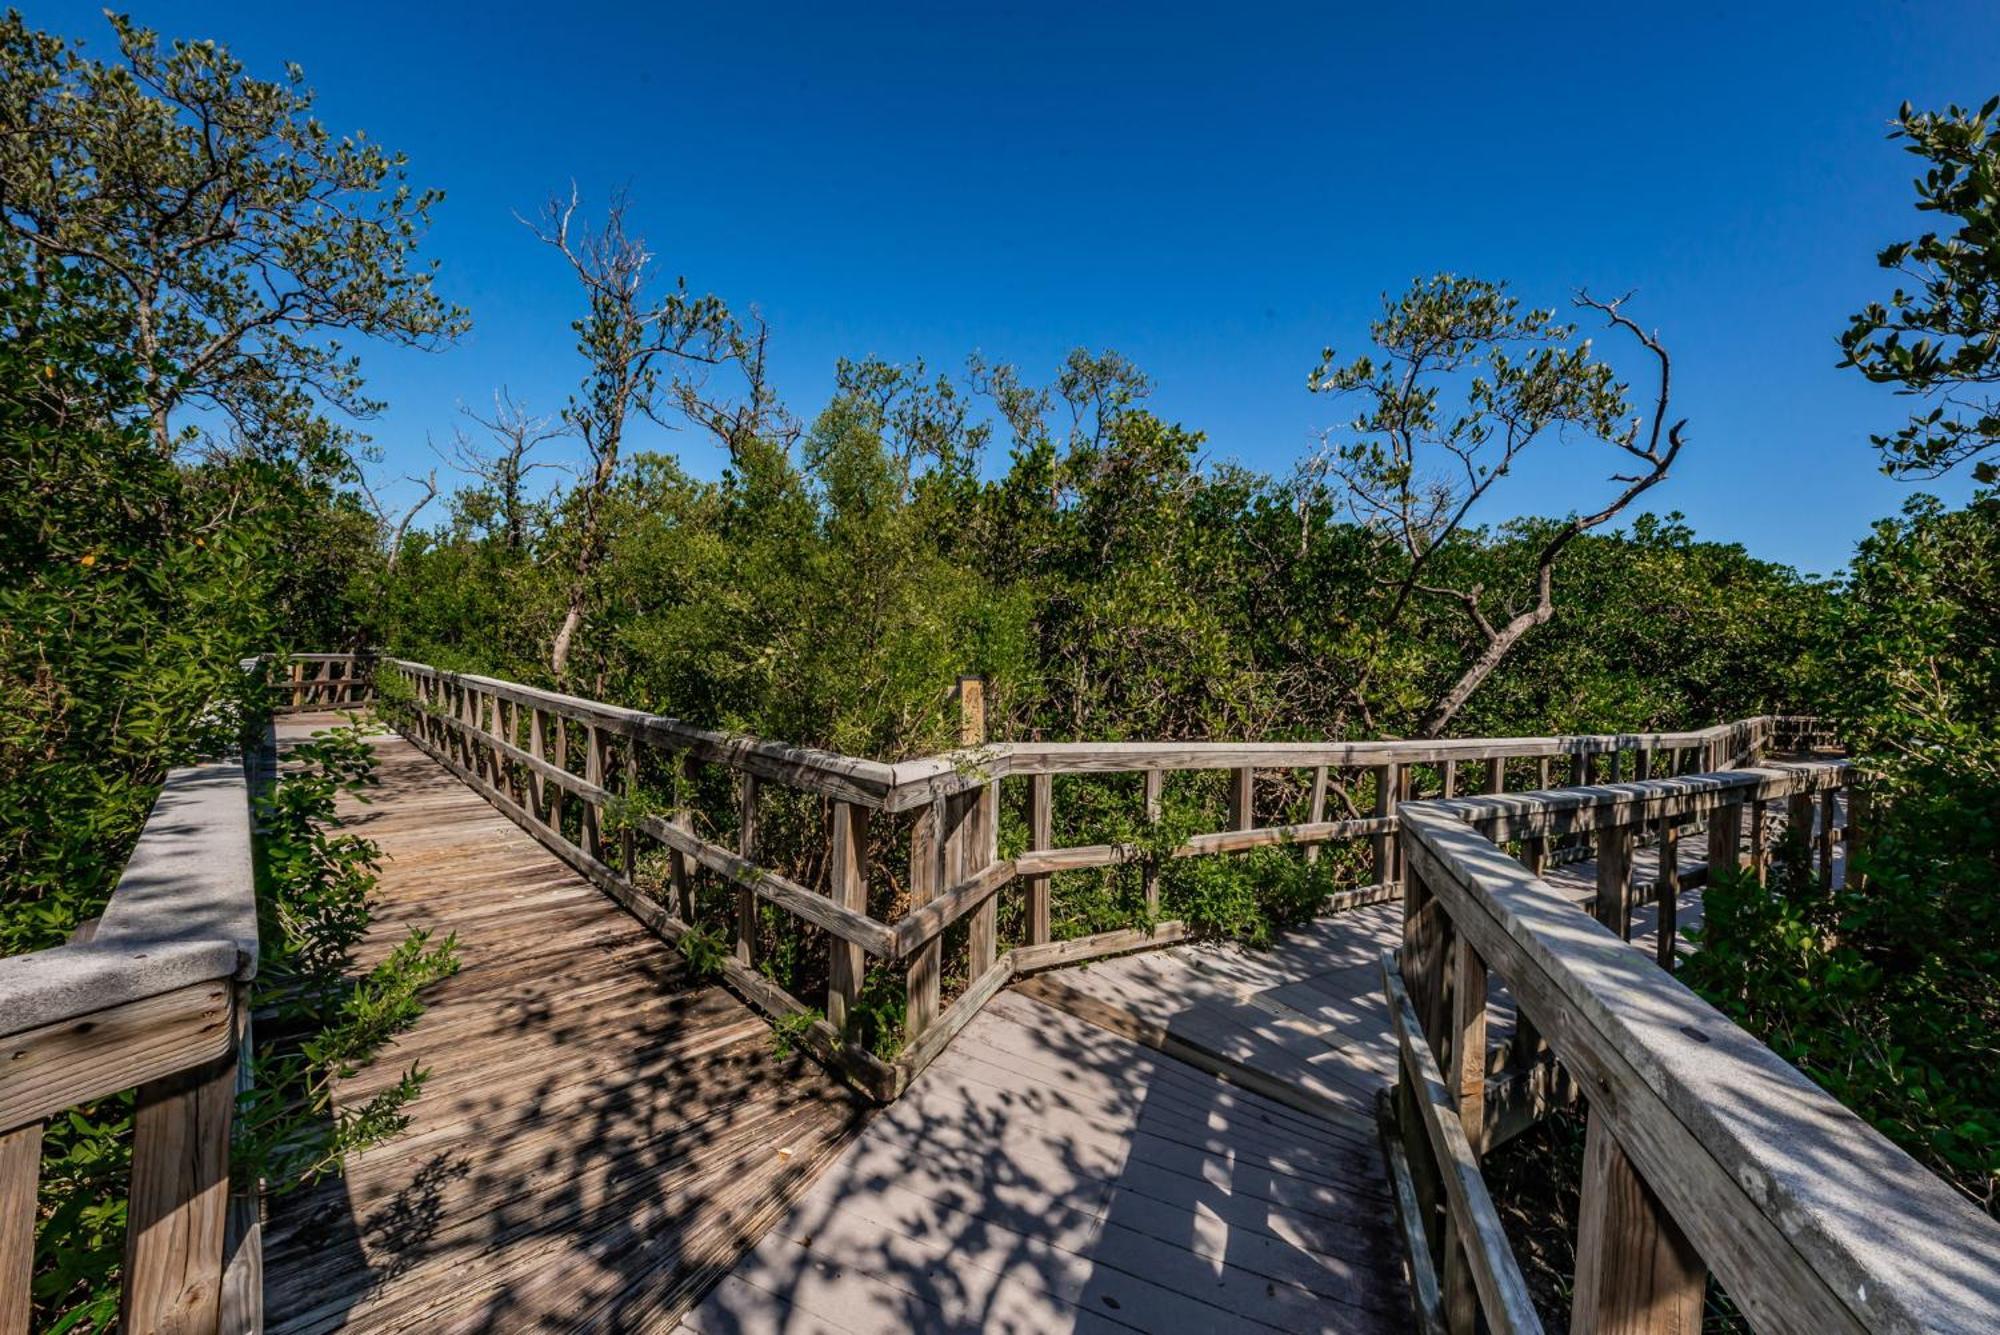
[669,754,696,923]
[1143,768,1164,912]
[1570,1107,1706,1335]
[826,802,869,1039]
[1750,797,1770,885]
[1305,765,1330,864]
[1,1123,39,1335]
[1818,788,1837,885]
[1374,763,1400,890]
[1706,798,1742,885]
[735,774,760,967]
[1026,773,1052,945]
[967,782,999,977]
[1655,823,1681,972]
[905,798,943,1044]
[1596,822,1634,940]
[1484,758,1505,796]
[1442,933,1491,1334]
[1228,765,1254,831]
[123,1041,236,1335]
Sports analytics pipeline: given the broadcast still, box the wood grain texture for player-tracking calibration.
[0,1123,39,1335]
[260,721,865,1335]
[687,989,1409,1335]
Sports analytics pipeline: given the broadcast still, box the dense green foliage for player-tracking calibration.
[1688,491,2000,1214]
[1841,97,2000,479]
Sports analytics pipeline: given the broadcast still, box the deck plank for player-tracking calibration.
[689,990,1407,1334]
[261,718,866,1334]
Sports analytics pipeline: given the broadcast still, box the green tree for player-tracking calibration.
[0,10,466,460]
[1840,97,2000,480]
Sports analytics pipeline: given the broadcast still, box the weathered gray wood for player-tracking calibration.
[1595,822,1633,940]
[1818,788,1838,884]
[1306,765,1330,865]
[905,799,943,1044]
[1027,772,1052,945]
[1707,798,1743,883]
[1376,1094,1448,1335]
[1229,765,1255,830]
[1,980,234,1133]
[125,1038,236,1335]
[1143,768,1165,907]
[827,802,869,1040]
[735,774,760,967]
[1374,763,1400,889]
[1570,1105,1706,1335]
[0,1122,38,1335]
[1383,956,1544,1334]
[1399,804,2000,1334]
[891,858,1016,958]
[1655,823,1681,971]
[893,950,1013,1092]
[967,782,1000,978]
[1009,921,1192,973]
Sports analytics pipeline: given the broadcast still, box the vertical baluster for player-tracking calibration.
[1483,756,1505,795]
[582,724,603,862]
[621,737,639,879]
[736,774,759,966]
[1750,796,1770,885]
[670,754,696,922]
[123,995,237,1335]
[1142,769,1164,914]
[1655,822,1681,971]
[1818,787,1838,885]
[1373,763,1399,891]
[1441,759,1458,799]
[1229,765,1254,831]
[1027,774,1052,945]
[1441,933,1489,1334]
[1596,816,1634,940]
[1707,798,1744,881]
[1,1123,40,1334]
[905,798,943,1045]
[1304,765,1329,865]
[1571,1111,1706,1334]
[827,801,869,1041]
[958,677,998,976]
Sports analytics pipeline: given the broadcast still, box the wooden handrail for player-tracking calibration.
[1387,764,2000,1333]
[373,655,1830,1106]
[0,747,266,1334]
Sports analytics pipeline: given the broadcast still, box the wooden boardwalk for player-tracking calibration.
[679,990,1407,1334]
[261,718,867,1333]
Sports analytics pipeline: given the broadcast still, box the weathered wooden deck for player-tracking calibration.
[262,716,1416,1332]
[261,718,867,1333]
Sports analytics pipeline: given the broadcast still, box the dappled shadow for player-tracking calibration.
[259,726,868,1333]
[685,990,1408,1333]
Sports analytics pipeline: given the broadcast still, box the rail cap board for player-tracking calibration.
[1,758,257,1035]
[1399,804,2000,1331]
[1419,762,1851,842]
[392,658,907,806]
[384,660,1810,812]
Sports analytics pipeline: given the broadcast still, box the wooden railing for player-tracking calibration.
[1383,761,2000,1333]
[0,731,270,1333]
[373,656,1825,1102]
[267,652,376,713]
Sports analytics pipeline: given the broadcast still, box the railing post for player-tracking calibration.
[1442,933,1489,1333]
[1027,774,1052,945]
[670,754,697,922]
[827,801,869,1041]
[1707,798,1744,880]
[905,798,943,1045]
[958,678,998,977]
[527,707,548,823]
[1228,765,1254,831]
[1818,788,1838,885]
[1142,769,1164,913]
[735,774,760,966]
[620,737,639,879]
[1483,757,1505,795]
[582,724,604,862]
[1373,763,1399,891]
[123,1007,238,1334]
[1750,797,1770,885]
[1305,764,1329,864]
[1655,822,1681,971]
[1,1123,40,1334]
[1571,1108,1706,1334]
[1596,819,1634,940]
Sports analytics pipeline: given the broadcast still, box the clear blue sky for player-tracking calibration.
[44,1,2000,574]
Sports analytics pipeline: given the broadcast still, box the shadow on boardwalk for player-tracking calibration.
[682,990,1408,1334]
[261,719,865,1333]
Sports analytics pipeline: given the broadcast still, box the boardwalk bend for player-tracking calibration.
[4,651,1998,1332]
